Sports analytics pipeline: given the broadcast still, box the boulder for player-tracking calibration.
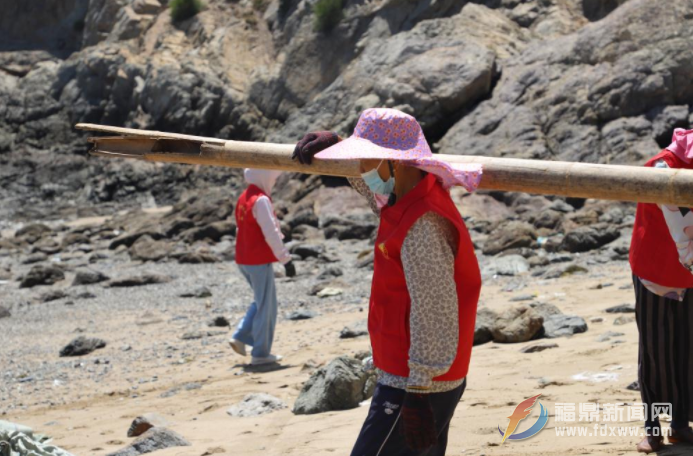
[40,289,68,302]
[287,310,317,321]
[474,307,498,345]
[132,0,162,15]
[560,225,620,253]
[108,274,171,287]
[177,252,220,264]
[605,303,635,313]
[490,306,544,343]
[129,235,172,262]
[72,268,110,286]
[520,342,559,353]
[542,314,588,338]
[59,336,107,356]
[481,254,530,277]
[21,252,48,265]
[207,316,230,327]
[179,287,212,298]
[109,229,164,250]
[0,306,11,319]
[293,356,374,415]
[340,321,368,339]
[482,221,537,256]
[15,224,51,243]
[227,393,287,417]
[290,244,324,260]
[19,265,65,288]
[106,428,190,456]
[182,222,236,243]
[127,413,169,438]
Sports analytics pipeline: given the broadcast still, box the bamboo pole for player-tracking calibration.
[76,123,693,207]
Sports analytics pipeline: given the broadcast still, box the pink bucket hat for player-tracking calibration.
[314,108,482,192]
[666,128,693,163]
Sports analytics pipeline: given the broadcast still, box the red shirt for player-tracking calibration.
[369,174,481,381]
[630,150,693,288]
[235,185,279,265]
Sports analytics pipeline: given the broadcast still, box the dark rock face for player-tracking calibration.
[438,0,693,165]
[59,336,106,356]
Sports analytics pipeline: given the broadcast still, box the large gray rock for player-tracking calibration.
[59,336,106,357]
[438,0,693,166]
[560,225,620,253]
[474,307,498,346]
[72,268,110,286]
[108,274,171,287]
[543,314,588,338]
[106,427,190,456]
[293,356,374,415]
[483,221,537,256]
[128,235,172,262]
[19,265,65,288]
[490,305,544,343]
[482,254,530,277]
[127,413,169,438]
[227,393,287,417]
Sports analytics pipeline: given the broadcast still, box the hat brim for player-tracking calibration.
[314,136,429,161]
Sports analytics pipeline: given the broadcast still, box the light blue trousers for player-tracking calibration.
[232,263,277,358]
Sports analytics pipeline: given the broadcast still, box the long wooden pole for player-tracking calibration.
[76,123,693,207]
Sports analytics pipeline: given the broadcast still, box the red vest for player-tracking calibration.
[235,185,279,265]
[369,174,481,381]
[630,150,693,288]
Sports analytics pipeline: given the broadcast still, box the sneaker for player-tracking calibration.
[251,354,283,365]
[229,339,247,356]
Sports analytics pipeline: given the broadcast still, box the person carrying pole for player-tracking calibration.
[229,168,296,366]
[630,128,693,453]
[293,108,482,455]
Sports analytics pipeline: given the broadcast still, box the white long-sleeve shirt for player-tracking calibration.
[243,169,291,265]
[252,196,291,264]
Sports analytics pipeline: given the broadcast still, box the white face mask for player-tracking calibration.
[361,160,395,195]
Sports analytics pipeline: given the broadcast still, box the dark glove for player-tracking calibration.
[400,392,437,451]
[292,131,340,165]
[284,261,296,278]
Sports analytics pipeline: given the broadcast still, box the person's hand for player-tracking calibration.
[292,131,339,165]
[284,261,296,278]
[400,392,437,451]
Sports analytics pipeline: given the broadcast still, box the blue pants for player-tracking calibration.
[350,381,466,456]
[232,263,277,358]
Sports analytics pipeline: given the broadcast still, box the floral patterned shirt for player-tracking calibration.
[349,177,464,393]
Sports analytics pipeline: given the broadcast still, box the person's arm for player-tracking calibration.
[400,212,459,392]
[347,177,381,216]
[253,196,292,264]
[655,160,693,272]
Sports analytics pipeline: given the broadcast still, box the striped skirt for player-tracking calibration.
[634,276,693,425]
